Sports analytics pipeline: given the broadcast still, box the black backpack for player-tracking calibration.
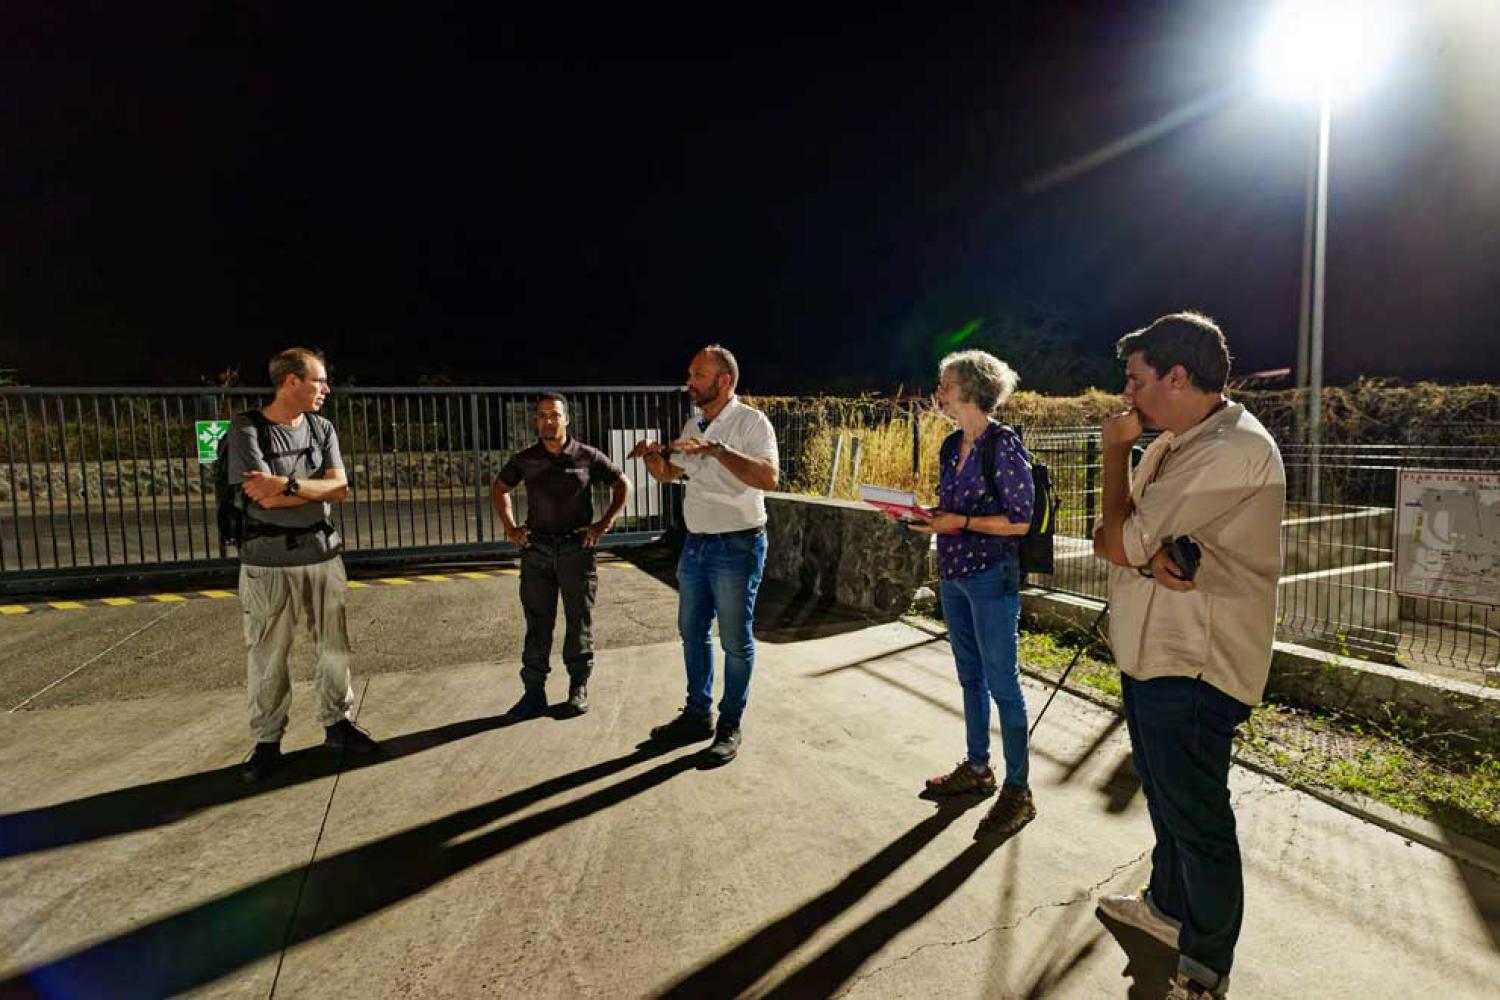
[214,411,333,549]
[979,425,1060,577]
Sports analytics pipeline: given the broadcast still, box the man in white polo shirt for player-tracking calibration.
[628,345,779,765]
[1092,312,1285,1000]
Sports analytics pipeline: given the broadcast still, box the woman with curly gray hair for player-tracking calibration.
[907,349,1037,840]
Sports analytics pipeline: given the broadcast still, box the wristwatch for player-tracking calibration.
[283,475,300,497]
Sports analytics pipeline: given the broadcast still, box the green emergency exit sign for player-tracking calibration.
[196,420,230,463]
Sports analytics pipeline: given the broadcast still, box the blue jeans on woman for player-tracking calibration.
[941,563,1029,789]
[677,528,767,726]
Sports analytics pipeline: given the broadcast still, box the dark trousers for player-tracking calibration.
[519,534,598,689]
[1121,673,1252,983]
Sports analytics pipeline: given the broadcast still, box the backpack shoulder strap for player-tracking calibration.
[245,410,275,471]
[307,414,337,474]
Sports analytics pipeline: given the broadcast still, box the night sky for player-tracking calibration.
[4,2,1498,392]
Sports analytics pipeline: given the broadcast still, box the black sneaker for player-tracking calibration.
[703,724,741,766]
[566,684,589,715]
[648,709,715,745]
[241,741,282,783]
[324,719,379,753]
[505,688,548,721]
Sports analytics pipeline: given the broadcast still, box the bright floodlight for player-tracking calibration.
[1258,0,1397,102]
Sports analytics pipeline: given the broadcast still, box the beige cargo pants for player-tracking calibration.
[239,556,355,742]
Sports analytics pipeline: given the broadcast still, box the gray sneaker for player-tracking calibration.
[1096,888,1182,949]
[1166,972,1227,999]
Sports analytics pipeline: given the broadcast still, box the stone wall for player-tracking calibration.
[764,493,929,617]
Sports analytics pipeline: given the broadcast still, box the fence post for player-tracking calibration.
[827,433,845,497]
[470,393,485,543]
[849,437,863,493]
[1084,435,1098,531]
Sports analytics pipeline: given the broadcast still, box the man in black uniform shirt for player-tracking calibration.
[494,392,631,719]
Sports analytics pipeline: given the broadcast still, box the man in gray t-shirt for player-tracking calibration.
[227,347,378,782]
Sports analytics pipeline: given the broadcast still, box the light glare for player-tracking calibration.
[1258,0,1397,103]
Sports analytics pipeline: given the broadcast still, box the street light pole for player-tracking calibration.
[1307,90,1331,509]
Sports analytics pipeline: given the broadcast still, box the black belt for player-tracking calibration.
[527,530,585,542]
[689,526,764,540]
[244,519,336,550]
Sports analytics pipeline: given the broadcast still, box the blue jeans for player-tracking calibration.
[940,565,1029,789]
[677,529,767,726]
[1121,673,1252,987]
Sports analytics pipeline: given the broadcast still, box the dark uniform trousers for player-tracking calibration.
[519,533,598,689]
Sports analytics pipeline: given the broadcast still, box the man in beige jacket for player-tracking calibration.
[1092,312,1285,1000]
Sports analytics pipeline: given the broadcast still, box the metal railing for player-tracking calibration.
[0,386,689,591]
[1026,426,1500,682]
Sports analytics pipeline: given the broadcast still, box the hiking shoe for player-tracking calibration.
[566,684,589,715]
[975,785,1036,840]
[648,709,715,745]
[241,741,282,783]
[924,760,997,797]
[703,724,741,766]
[1096,888,1181,949]
[1166,973,1227,999]
[504,688,548,721]
[324,719,379,753]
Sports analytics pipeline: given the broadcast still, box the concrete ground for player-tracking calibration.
[3,551,1500,998]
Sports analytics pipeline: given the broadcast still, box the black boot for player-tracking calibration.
[566,684,589,715]
[703,722,741,766]
[241,741,282,783]
[648,709,715,745]
[505,687,548,721]
[325,719,379,753]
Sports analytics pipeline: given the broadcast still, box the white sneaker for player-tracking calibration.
[1096,888,1182,949]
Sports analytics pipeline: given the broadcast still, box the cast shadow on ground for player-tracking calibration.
[813,656,1119,779]
[1429,802,1500,953]
[0,713,522,860]
[616,546,904,644]
[1,745,706,998]
[1094,908,1179,1000]
[1013,904,1108,998]
[659,792,1017,999]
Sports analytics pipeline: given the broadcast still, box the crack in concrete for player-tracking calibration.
[830,848,1150,998]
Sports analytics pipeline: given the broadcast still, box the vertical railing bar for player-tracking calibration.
[375,392,393,548]
[403,396,417,546]
[1,397,18,570]
[441,392,453,548]
[37,397,62,568]
[470,393,484,544]
[139,395,164,563]
[175,397,195,559]
[361,396,378,548]
[92,395,112,566]
[73,397,96,566]
[418,395,434,545]
[339,396,358,550]
[115,398,139,565]
[156,397,180,562]
[195,396,214,559]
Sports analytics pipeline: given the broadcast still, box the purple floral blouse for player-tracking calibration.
[936,423,1035,584]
